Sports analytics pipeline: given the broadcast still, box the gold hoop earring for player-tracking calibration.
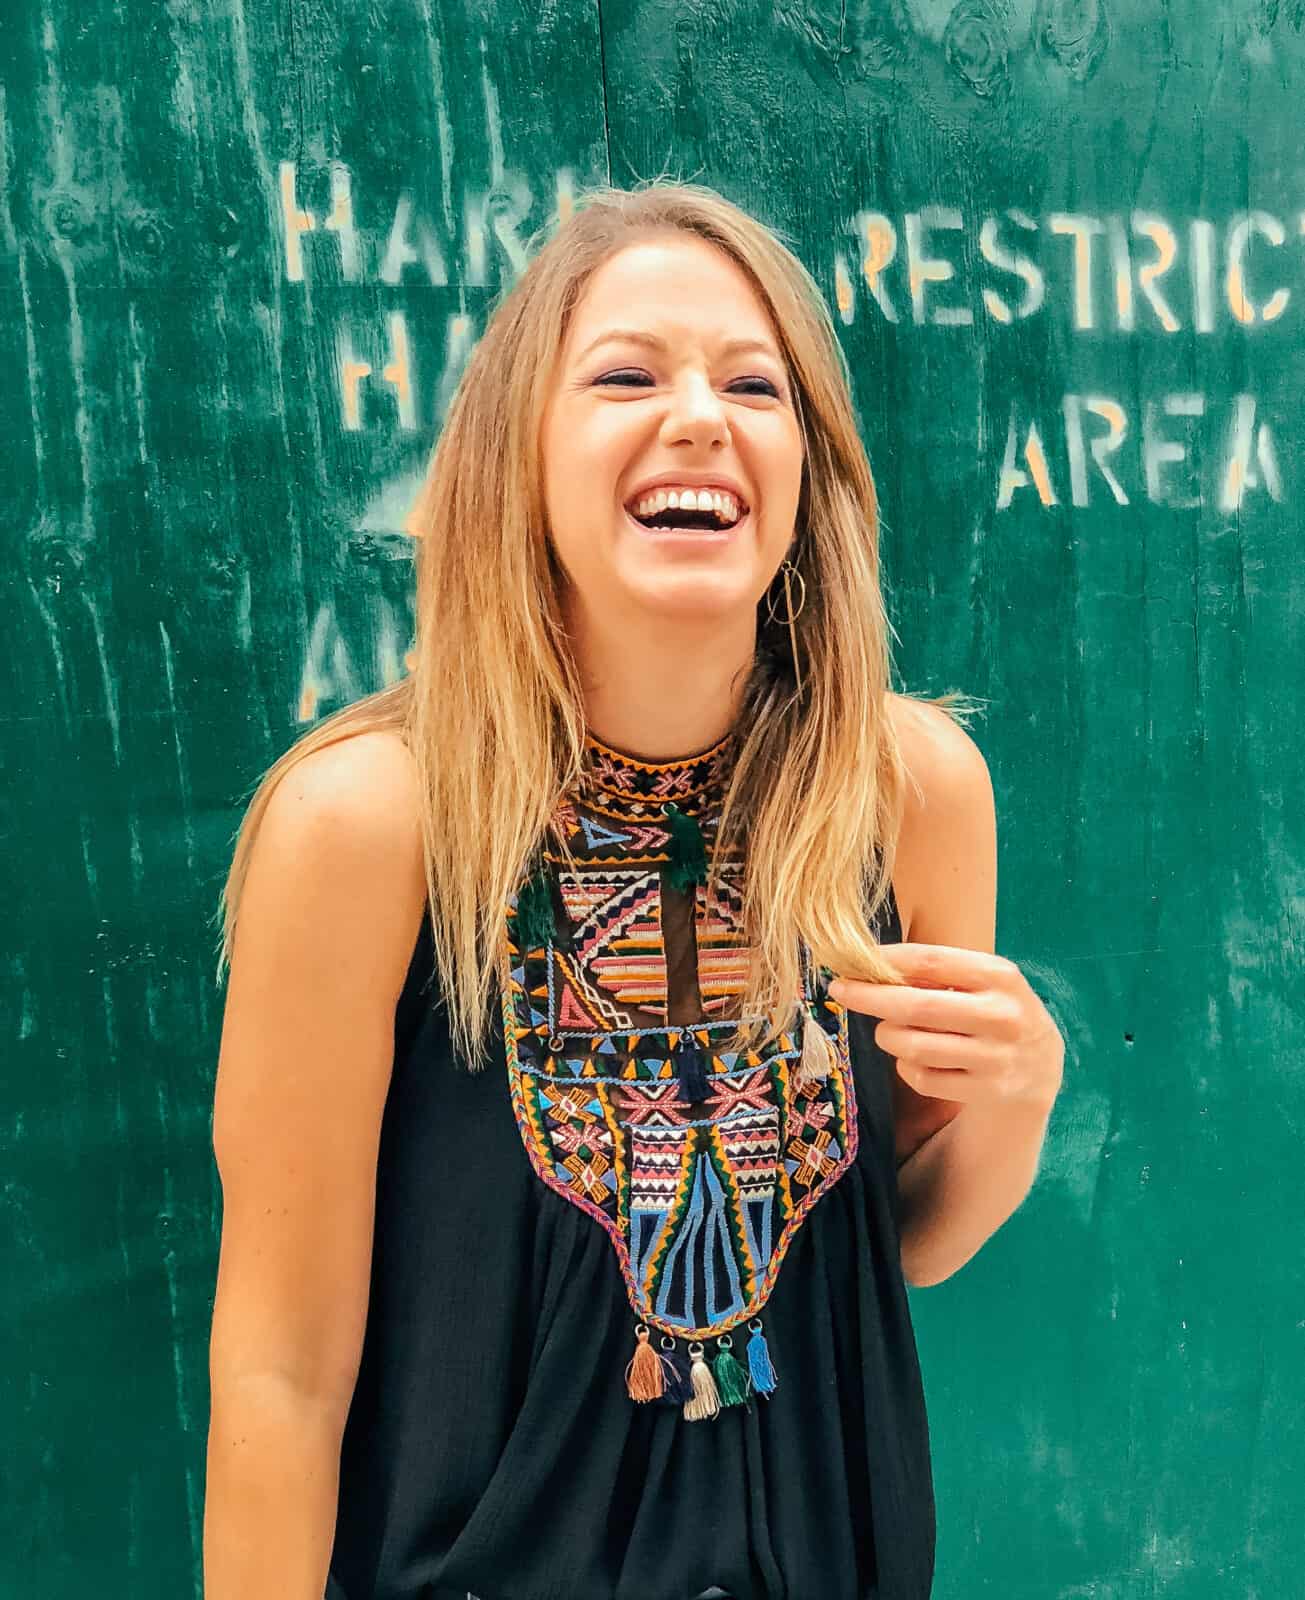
[763,559,807,695]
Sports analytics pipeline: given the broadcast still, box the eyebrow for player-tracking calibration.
[576,328,783,364]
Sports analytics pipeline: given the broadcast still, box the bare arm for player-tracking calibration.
[204,731,427,1600]
[882,702,1020,1287]
[885,696,976,1171]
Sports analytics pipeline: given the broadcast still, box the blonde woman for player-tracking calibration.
[204,181,1063,1600]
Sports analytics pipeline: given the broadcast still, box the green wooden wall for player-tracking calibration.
[4,0,1301,1594]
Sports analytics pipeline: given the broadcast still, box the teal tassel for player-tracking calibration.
[661,802,707,892]
[514,862,556,952]
[746,1323,778,1395]
[711,1341,753,1407]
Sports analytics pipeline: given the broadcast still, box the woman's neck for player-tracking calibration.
[565,594,755,762]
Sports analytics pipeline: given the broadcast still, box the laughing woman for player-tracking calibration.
[203,180,1064,1600]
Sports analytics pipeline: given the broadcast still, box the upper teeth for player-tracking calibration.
[629,488,744,522]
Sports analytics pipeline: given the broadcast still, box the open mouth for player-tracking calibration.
[622,498,751,537]
[623,507,750,540]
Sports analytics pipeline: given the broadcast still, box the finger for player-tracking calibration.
[874,1021,971,1062]
[875,1023,1007,1068]
[872,943,1017,992]
[831,980,982,1033]
[894,1060,978,1101]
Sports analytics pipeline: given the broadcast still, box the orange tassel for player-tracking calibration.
[625,1325,666,1401]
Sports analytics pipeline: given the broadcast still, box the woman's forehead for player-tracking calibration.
[570,238,774,335]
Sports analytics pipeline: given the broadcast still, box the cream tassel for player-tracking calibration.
[794,1005,837,1091]
[683,1341,721,1421]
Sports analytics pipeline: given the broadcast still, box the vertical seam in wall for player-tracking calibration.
[595,0,612,183]
[285,0,307,163]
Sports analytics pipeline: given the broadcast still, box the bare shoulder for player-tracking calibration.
[271,727,424,834]
[882,691,995,947]
[243,726,428,997]
[885,690,990,784]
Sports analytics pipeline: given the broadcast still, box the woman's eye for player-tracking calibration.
[594,370,780,397]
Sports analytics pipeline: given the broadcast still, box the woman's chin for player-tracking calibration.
[615,565,756,621]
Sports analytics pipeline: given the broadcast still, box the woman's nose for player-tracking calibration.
[661,374,730,438]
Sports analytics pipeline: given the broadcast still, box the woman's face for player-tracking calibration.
[540,234,805,631]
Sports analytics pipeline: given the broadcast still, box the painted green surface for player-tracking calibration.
[3,1,1301,1595]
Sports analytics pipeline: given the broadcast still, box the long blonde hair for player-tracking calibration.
[213,178,979,1071]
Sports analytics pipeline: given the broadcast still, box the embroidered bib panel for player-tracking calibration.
[497,732,857,1402]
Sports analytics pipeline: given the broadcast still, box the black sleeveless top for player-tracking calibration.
[327,732,935,1600]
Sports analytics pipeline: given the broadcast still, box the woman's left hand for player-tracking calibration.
[828,944,1064,1113]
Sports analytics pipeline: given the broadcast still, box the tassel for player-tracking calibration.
[674,1031,711,1105]
[661,802,707,893]
[654,1343,694,1405]
[794,1005,837,1091]
[625,1325,666,1401]
[710,1337,752,1407]
[683,1342,721,1421]
[746,1320,779,1396]
[514,861,556,952]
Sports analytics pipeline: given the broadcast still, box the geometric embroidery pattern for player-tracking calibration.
[498,731,861,1343]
